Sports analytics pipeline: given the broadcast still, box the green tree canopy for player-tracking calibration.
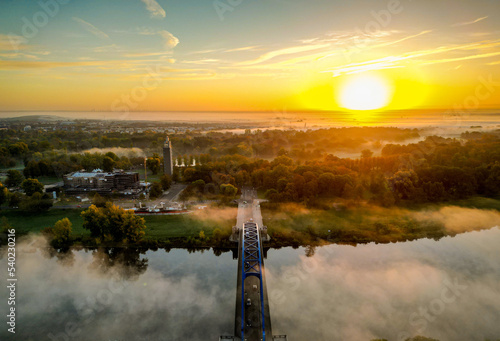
[19,192,53,212]
[160,174,172,191]
[149,182,163,198]
[146,157,161,175]
[220,183,237,197]
[81,203,146,243]
[21,178,44,196]
[102,156,116,172]
[51,218,72,246]
[6,170,24,188]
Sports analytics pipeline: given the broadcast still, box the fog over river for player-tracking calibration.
[1,227,500,340]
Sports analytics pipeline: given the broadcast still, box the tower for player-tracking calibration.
[163,136,173,177]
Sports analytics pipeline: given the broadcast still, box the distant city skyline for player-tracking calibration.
[1,0,500,115]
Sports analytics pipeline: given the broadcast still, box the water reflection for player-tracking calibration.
[1,228,499,340]
[266,227,500,341]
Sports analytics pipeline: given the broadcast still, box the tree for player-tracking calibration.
[0,216,12,233]
[220,183,237,197]
[92,193,110,207]
[361,149,373,158]
[0,183,6,206]
[102,156,116,172]
[6,170,24,188]
[7,192,22,208]
[21,178,44,196]
[19,192,53,212]
[212,228,223,241]
[160,174,172,190]
[146,157,161,175]
[8,142,28,156]
[23,160,40,178]
[389,170,419,200]
[81,203,146,243]
[149,182,163,198]
[51,218,72,245]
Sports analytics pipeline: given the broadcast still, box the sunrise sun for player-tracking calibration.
[338,74,393,111]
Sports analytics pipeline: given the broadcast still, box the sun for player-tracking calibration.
[338,74,392,111]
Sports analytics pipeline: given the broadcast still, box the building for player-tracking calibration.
[63,170,140,195]
[163,136,173,176]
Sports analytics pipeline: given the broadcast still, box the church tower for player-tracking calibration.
[163,136,173,176]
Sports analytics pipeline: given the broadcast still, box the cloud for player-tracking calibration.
[0,60,128,70]
[72,17,110,41]
[181,59,223,65]
[224,46,261,53]
[158,30,179,48]
[452,16,488,27]
[413,206,500,234]
[0,236,234,340]
[268,227,500,340]
[123,51,173,58]
[0,33,28,52]
[237,43,331,66]
[140,0,166,19]
[321,39,500,77]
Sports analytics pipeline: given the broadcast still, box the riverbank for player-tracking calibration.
[1,197,499,249]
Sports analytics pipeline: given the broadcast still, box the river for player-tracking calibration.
[1,227,500,340]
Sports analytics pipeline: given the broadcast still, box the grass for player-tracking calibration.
[0,161,24,172]
[261,197,500,246]
[135,168,162,183]
[4,196,497,247]
[0,209,87,235]
[142,214,232,241]
[0,207,234,242]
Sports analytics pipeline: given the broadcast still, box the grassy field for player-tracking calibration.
[261,197,500,246]
[0,209,87,235]
[135,167,161,183]
[0,207,234,241]
[2,196,497,247]
[37,176,62,185]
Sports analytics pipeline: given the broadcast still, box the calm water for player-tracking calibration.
[1,227,500,340]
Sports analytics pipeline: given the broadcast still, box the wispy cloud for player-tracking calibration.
[237,43,331,66]
[0,60,107,70]
[72,17,110,41]
[181,59,223,65]
[123,51,173,58]
[0,34,28,52]
[421,51,500,65]
[452,16,488,27]
[158,30,179,48]
[224,46,261,53]
[140,0,166,19]
[321,40,500,77]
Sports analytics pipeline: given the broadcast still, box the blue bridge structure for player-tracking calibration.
[221,188,286,341]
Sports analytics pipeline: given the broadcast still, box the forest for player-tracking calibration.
[0,126,499,207]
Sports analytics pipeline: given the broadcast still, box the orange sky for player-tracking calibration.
[1,0,500,114]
